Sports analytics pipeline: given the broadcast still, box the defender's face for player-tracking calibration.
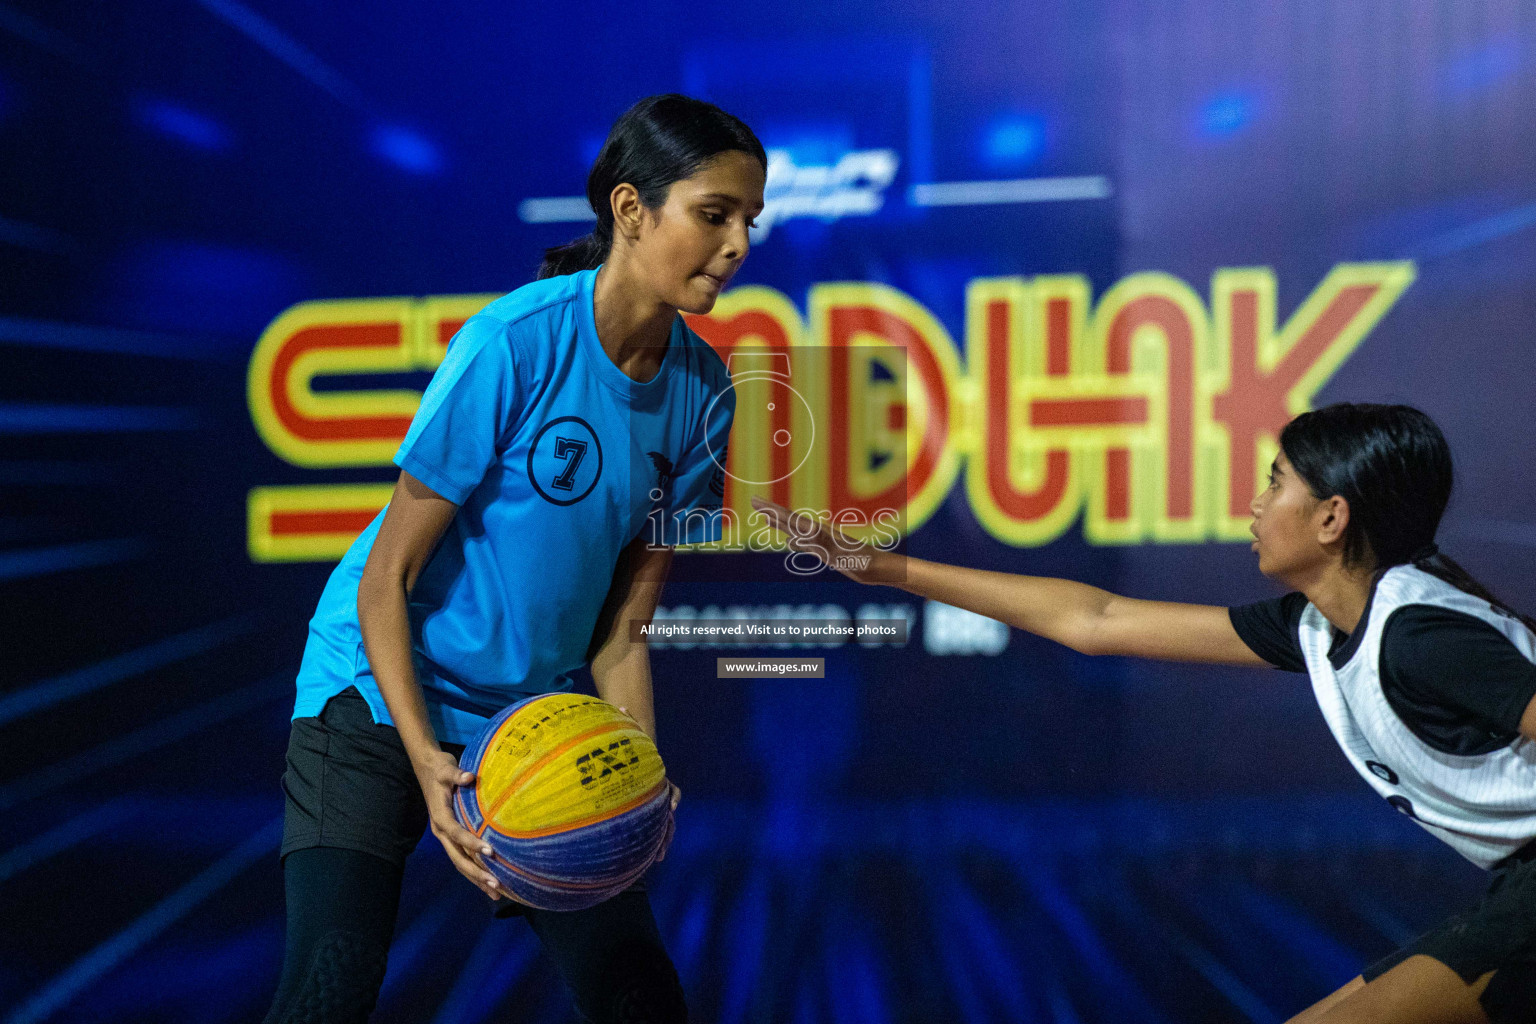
[1249,451,1329,582]
[632,150,766,315]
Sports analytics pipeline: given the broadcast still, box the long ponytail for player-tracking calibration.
[536,94,765,280]
[1280,403,1536,633]
[539,229,612,280]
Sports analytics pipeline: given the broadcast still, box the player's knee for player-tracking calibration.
[264,929,389,1024]
[608,976,687,1024]
[590,945,687,1024]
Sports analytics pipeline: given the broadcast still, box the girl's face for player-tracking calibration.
[629,150,766,315]
[1249,450,1341,583]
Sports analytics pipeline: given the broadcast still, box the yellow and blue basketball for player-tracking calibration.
[453,693,671,911]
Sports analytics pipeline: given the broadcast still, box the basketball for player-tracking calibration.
[453,693,672,911]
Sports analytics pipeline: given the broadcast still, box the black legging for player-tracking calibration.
[262,847,686,1024]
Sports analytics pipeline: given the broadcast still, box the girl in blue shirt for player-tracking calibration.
[263,94,764,1024]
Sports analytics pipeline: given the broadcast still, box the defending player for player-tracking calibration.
[262,95,763,1024]
[756,403,1536,1024]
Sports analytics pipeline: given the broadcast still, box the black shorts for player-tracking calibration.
[280,687,439,868]
[1364,844,1536,1023]
[279,686,644,915]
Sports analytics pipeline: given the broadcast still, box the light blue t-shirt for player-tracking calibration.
[293,267,736,744]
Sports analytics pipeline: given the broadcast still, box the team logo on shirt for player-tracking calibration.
[528,416,603,506]
[647,451,677,503]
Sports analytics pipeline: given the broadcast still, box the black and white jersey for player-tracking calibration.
[1233,565,1536,869]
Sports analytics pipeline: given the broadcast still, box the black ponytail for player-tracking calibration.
[1412,547,1536,632]
[1280,403,1536,633]
[537,94,766,280]
[539,230,612,280]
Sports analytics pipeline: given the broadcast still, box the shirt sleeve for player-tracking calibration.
[655,367,735,546]
[1380,605,1536,735]
[393,315,523,506]
[1228,592,1310,672]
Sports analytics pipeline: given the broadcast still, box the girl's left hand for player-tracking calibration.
[655,781,681,862]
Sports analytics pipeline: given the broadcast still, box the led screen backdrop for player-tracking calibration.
[3,0,1535,1020]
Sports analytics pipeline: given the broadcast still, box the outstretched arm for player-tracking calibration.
[752,497,1267,667]
[899,557,1266,664]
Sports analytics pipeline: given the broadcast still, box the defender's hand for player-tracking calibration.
[750,497,897,584]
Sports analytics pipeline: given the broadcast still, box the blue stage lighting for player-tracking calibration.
[1444,38,1521,96]
[371,125,443,175]
[132,97,233,152]
[1197,91,1255,139]
[760,122,855,166]
[95,239,308,338]
[982,114,1045,170]
[578,130,606,171]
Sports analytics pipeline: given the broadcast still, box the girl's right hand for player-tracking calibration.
[413,749,517,902]
[749,497,898,584]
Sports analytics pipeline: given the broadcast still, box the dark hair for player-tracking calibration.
[537,94,766,280]
[1279,403,1536,631]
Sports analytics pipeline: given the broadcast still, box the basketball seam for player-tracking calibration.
[467,693,598,835]
[491,778,669,840]
[487,840,659,891]
[475,720,650,836]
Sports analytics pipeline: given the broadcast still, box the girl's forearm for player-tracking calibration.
[357,571,442,769]
[589,537,669,743]
[594,647,658,743]
[886,553,1113,653]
